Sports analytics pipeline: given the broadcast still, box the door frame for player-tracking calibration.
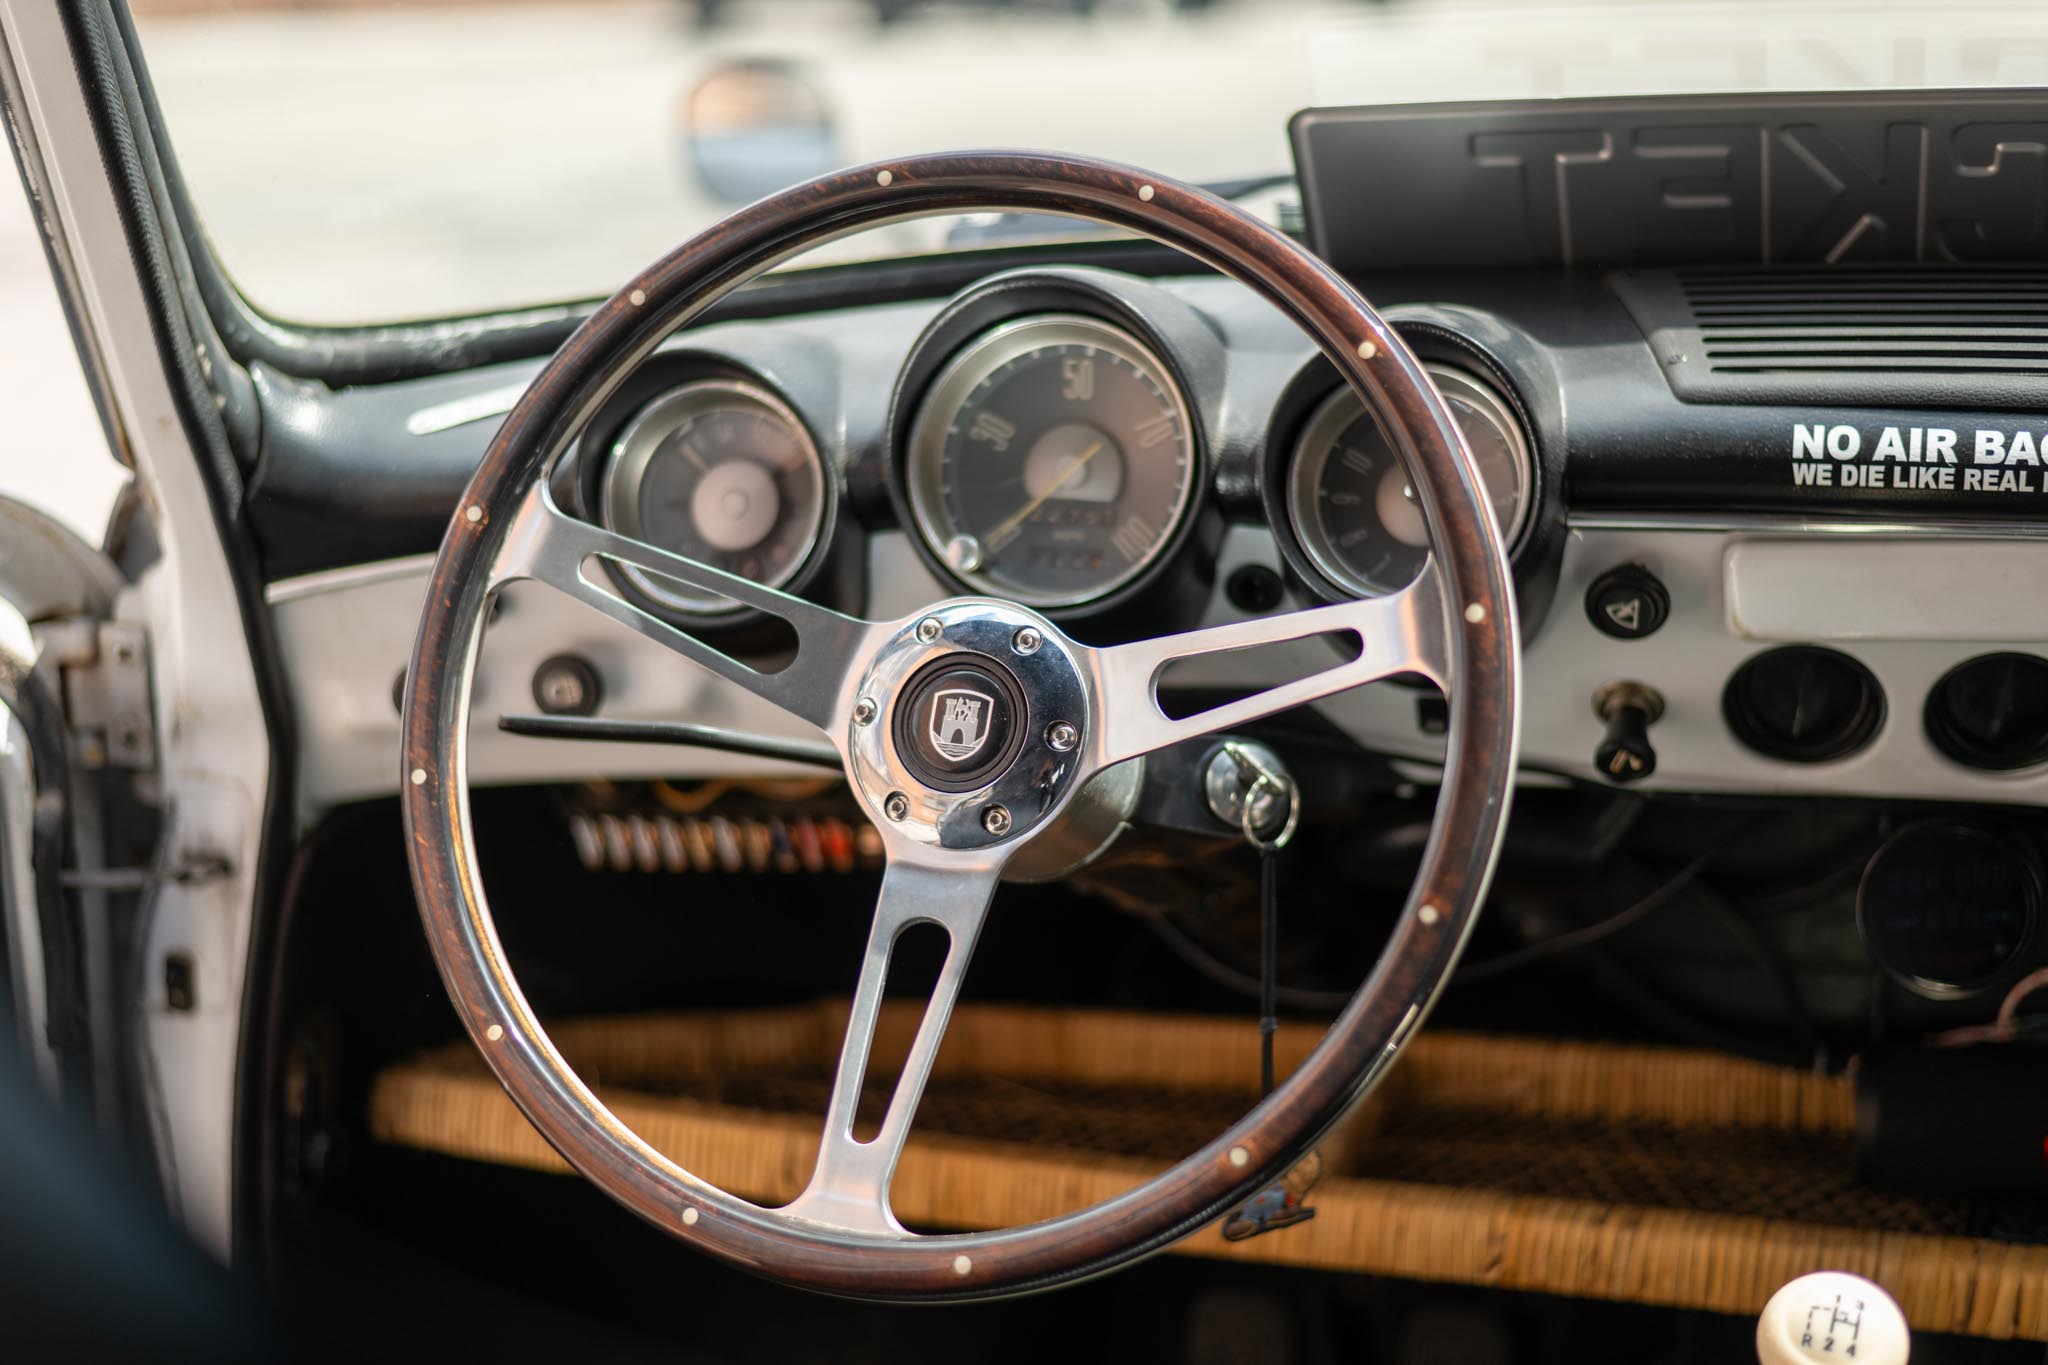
[0,0,292,1263]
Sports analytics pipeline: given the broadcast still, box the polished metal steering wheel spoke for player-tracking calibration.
[1080,565,1451,768]
[489,482,874,733]
[778,849,1006,1237]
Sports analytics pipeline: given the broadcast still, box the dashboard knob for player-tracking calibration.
[1585,563,1669,640]
[1756,1271,1909,1365]
[532,654,603,717]
[1593,680,1664,783]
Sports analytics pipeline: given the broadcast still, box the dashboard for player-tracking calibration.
[260,259,2048,815]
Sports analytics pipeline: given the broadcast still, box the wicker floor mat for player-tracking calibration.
[369,1003,2048,1341]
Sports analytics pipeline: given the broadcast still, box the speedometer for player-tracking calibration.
[1285,364,1532,597]
[904,315,1196,608]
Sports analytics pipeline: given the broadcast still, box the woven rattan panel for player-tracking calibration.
[1361,1106,1971,1239]
[716,1069,1973,1238]
[724,1071,1248,1162]
[369,1004,2048,1340]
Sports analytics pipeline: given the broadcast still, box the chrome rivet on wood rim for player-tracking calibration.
[485,1023,504,1041]
[1465,603,1487,624]
[683,1207,700,1227]
[1228,1145,1249,1167]
[1418,904,1441,926]
[628,288,646,307]
[877,170,894,187]
[1138,184,1155,201]
[410,768,427,786]
[953,1254,972,1276]
[465,504,483,524]
[1357,339,1378,360]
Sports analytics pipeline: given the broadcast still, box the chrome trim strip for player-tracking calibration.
[1569,511,2048,537]
[263,554,435,605]
[403,383,528,437]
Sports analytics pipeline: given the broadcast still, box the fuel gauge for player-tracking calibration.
[1285,364,1532,597]
[600,378,827,617]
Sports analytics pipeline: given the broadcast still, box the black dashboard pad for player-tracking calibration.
[1291,90,2048,272]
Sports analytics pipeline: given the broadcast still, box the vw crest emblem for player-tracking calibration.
[928,687,994,761]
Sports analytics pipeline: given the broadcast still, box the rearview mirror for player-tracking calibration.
[681,59,840,206]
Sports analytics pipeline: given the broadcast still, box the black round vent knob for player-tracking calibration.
[532,654,603,717]
[1925,653,2048,771]
[1723,646,1884,763]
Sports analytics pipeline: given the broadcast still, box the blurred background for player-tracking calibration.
[122,0,2048,324]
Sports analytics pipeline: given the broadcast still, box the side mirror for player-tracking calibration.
[681,59,840,206]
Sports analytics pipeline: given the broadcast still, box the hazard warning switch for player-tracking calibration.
[1593,681,1664,784]
[1585,564,1669,640]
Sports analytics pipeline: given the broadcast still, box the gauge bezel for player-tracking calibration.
[903,312,1200,610]
[598,377,829,619]
[1856,821,2041,1000]
[1284,363,1534,599]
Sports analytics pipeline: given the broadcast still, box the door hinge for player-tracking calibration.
[36,619,154,770]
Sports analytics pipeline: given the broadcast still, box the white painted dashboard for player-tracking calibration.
[268,518,2048,820]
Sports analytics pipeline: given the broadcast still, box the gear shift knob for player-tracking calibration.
[1757,1271,1909,1364]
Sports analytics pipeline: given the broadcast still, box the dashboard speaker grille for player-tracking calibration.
[1612,266,2048,409]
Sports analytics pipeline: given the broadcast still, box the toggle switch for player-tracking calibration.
[1593,680,1664,784]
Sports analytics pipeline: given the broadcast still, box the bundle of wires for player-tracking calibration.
[1929,966,2048,1047]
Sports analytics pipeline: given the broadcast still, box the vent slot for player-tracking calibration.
[1611,267,2048,408]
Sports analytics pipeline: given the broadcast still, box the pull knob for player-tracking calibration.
[1756,1270,1909,1365]
[1592,681,1664,784]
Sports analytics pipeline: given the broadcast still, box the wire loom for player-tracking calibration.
[370,1004,2048,1339]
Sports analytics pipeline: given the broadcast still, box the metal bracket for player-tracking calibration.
[36,619,154,770]
[60,850,231,892]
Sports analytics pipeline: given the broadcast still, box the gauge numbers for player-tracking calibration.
[600,379,826,616]
[1286,364,1532,597]
[905,315,1196,608]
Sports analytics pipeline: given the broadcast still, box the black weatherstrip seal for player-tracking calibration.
[126,96,1209,390]
[59,2,298,1273]
[0,646,86,1090]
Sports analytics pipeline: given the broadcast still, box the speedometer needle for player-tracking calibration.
[985,440,1104,548]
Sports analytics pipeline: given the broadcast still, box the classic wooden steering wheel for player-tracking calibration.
[401,153,1519,1300]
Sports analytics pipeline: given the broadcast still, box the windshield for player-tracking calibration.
[132,0,2048,326]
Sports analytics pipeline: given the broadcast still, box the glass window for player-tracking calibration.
[130,0,2047,325]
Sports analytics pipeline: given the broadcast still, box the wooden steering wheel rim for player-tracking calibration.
[401,152,1519,1301]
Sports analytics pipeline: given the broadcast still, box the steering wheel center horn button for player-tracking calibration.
[894,656,1027,791]
[845,600,1091,851]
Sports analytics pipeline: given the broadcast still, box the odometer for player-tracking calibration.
[905,315,1196,608]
